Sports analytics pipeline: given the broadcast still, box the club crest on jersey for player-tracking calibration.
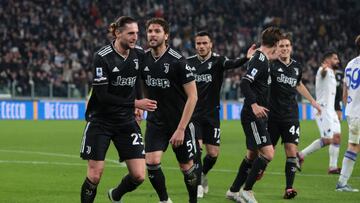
[96,67,103,77]
[134,59,139,70]
[208,62,213,69]
[294,67,299,75]
[164,63,170,73]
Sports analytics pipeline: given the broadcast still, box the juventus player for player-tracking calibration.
[79,16,157,203]
[142,18,198,203]
[226,27,282,203]
[187,31,256,198]
[267,33,321,199]
[336,35,360,192]
[298,51,342,174]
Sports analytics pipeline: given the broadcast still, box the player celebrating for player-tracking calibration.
[267,33,321,199]
[79,16,157,203]
[298,51,342,174]
[187,31,256,198]
[226,27,282,203]
[142,18,198,203]
[335,35,360,192]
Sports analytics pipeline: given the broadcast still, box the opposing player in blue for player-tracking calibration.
[336,34,360,192]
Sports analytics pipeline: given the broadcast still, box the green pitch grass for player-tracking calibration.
[0,120,359,203]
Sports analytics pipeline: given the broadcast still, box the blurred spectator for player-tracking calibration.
[0,0,359,99]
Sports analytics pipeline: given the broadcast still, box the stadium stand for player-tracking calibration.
[1,0,359,99]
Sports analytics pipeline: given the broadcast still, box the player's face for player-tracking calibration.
[267,43,279,60]
[277,39,292,59]
[115,22,139,49]
[329,54,340,69]
[195,36,212,57]
[147,24,168,48]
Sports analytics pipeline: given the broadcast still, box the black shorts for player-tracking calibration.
[145,121,197,164]
[193,119,220,146]
[335,100,342,111]
[80,121,145,162]
[241,118,272,151]
[268,120,300,146]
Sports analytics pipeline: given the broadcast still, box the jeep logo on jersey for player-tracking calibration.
[145,75,170,88]
[164,63,169,73]
[96,67,103,77]
[134,59,139,70]
[208,62,213,69]
[277,74,297,87]
[195,74,212,82]
[111,76,137,87]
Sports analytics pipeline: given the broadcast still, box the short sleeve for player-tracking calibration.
[92,54,109,86]
[297,63,303,85]
[177,58,195,85]
[243,53,267,83]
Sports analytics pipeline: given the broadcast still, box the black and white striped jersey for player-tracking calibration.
[187,53,248,125]
[141,47,194,131]
[241,50,271,120]
[85,42,144,126]
[269,59,302,122]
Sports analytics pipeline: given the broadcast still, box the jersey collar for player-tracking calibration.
[151,46,169,62]
[197,52,212,64]
[111,40,129,60]
[278,58,294,67]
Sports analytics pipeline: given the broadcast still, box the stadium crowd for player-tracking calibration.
[1,0,359,98]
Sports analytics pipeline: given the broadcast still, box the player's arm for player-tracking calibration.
[170,62,198,148]
[170,80,197,148]
[240,56,269,118]
[342,84,348,108]
[296,81,321,114]
[320,66,328,78]
[223,44,257,70]
[342,67,349,108]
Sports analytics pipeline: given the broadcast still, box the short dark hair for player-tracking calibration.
[108,16,137,36]
[280,32,293,45]
[261,27,282,47]
[146,18,169,34]
[195,31,212,42]
[322,51,338,62]
[355,34,360,52]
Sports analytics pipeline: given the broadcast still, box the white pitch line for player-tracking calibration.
[0,149,124,165]
[0,160,121,167]
[1,149,359,179]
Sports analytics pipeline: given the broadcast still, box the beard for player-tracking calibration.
[331,63,340,69]
[120,41,131,50]
[148,38,165,48]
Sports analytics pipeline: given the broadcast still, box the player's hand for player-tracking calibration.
[135,98,157,111]
[251,103,269,118]
[311,101,322,116]
[169,128,185,148]
[134,108,143,124]
[246,43,257,59]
